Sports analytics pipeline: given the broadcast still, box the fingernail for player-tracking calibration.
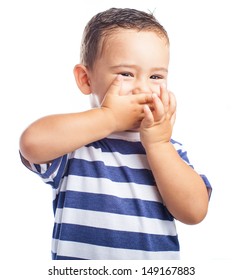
[116,74,122,81]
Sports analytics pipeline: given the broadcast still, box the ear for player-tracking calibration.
[73,64,92,95]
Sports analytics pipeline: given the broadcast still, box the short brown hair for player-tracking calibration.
[80,8,169,69]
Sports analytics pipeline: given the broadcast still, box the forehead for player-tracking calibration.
[98,28,169,56]
[99,29,169,62]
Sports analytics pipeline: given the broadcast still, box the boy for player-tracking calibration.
[20,8,211,260]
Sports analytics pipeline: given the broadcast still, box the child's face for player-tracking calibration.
[88,29,169,106]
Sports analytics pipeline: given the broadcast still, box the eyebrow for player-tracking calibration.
[110,64,168,72]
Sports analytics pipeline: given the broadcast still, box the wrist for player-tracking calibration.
[143,139,171,152]
[99,107,117,134]
[140,128,171,150]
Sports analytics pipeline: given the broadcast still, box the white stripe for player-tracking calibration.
[55,208,177,236]
[59,175,162,202]
[72,146,150,169]
[52,239,180,260]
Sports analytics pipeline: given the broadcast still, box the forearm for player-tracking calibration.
[145,142,209,224]
[20,108,114,164]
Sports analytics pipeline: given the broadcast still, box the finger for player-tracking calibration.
[107,75,123,96]
[167,91,176,127]
[152,93,165,121]
[168,91,177,116]
[170,112,176,127]
[136,93,154,104]
[142,104,154,127]
[160,82,169,113]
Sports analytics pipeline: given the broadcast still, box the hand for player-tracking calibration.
[101,75,154,132]
[140,83,176,148]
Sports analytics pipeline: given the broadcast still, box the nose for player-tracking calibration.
[132,78,151,95]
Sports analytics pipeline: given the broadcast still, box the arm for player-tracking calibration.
[140,86,209,225]
[20,75,153,164]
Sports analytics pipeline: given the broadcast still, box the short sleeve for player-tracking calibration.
[20,152,68,190]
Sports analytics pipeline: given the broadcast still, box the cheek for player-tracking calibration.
[89,84,107,106]
[120,81,134,96]
[90,78,109,102]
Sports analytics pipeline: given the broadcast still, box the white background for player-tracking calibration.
[1,0,242,275]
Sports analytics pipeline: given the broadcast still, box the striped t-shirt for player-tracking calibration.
[21,131,211,260]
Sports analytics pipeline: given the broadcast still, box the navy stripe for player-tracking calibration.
[33,163,41,173]
[87,138,180,155]
[53,223,179,252]
[40,157,62,179]
[64,158,155,185]
[177,149,190,164]
[55,191,173,221]
[52,252,86,260]
[170,139,181,145]
[86,138,146,155]
[52,155,68,189]
[170,139,190,164]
